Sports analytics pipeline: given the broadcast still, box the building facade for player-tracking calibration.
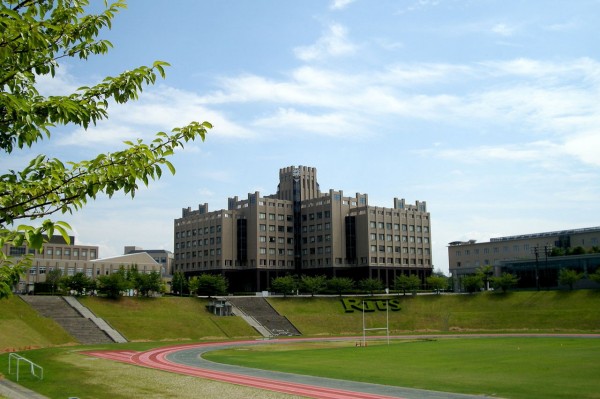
[124,246,174,276]
[5,236,161,293]
[448,226,600,290]
[174,166,433,292]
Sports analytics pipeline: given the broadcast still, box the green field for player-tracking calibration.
[204,337,600,399]
[1,291,600,398]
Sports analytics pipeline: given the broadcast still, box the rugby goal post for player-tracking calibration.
[361,299,390,347]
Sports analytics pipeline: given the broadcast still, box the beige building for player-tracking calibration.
[448,226,600,290]
[5,236,161,293]
[174,166,433,292]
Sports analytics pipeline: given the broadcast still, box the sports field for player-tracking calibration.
[203,336,600,399]
[2,336,599,399]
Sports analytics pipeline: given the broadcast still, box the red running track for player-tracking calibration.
[83,340,406,399]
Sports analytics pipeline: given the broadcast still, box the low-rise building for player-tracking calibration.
[448,226,600,290]
[4,236,161,293]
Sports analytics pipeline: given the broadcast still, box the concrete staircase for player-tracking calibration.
[227,297,301,337]
[19,296,122,345]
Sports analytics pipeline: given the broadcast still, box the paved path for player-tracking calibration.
[84,335,542,399]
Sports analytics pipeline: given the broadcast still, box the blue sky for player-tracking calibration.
[7,0,600,274]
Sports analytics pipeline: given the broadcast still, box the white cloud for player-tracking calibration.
[491,23,516,37]
[330,0,355,10]
[56,85,253,148]
[294,23,357,61]
[252,107,360,136]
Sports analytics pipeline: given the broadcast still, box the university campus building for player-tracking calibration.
[5,236,162,294]
[174,166,433,292]
[448,226,600,291]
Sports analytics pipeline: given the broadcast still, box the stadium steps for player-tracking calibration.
[19,295,118,345]
[227,297,301,337]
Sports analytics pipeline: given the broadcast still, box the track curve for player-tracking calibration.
[83,335,600,399]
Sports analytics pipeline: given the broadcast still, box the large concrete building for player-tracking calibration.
[174,166,433,292]
[448,226,600,290]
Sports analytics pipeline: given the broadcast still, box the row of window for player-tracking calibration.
[259,213,293,221]
[176,225,222,239]
[176,237,222,249]
[370,245,430,255]
[370,234,430,244]
[27,266,155,277]
[10,247,96,258]
[369,222,429,232]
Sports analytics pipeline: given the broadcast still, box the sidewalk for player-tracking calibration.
[0,378,49,399]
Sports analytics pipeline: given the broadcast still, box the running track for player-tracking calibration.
[82,335,599,399]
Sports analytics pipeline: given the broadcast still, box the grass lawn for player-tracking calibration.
[78,296,258,341]
[0,342,305,399]
[269,290,600,335]
[204,337,600,399]
[0,296,75,351]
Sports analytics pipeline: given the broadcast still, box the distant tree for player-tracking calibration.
[300,275,327,297]
[46,268,63,295]
[490,272,520,293]
[569,246,587,255]
[394,274,421,296]
[551,247,565,257]
[188,276,200,296]
[270,275,297,297]
[589,246,600,254]
[0,0,211,300]
[172,272,188,296]
[197,274,228,297]
[136,271,162,297]
[327,277,354,296]
[61,272,94,296]
[359,278,383,296]
[426,275,448,294]
[462,274,483,294]
[558,269,583,290]
[589,269,600,285]
[476,265,495,291]
[96,269,128,299]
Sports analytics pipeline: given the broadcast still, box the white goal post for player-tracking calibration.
[361,299,390,347]
[8,353,43,382]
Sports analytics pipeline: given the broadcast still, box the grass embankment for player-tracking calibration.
[78,296,258,341]
[0,296,75,351]
[269,290,600,335]
[204,337,600,399]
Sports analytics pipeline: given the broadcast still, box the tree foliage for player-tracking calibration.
[327,277,354,296]
[462,274,483,294]
[61,272,94,296]
[558,269,583,290]
[0,0,211,299]
[45,267,62,295]
[490,272,519,293]
[270,275,297,297]
[394,274,421,296]
[359,277,383,296]
[171,271,188,296]
[426,274,447,294]
[300,275,327,297]
[196,273,228,297]
[96,268,128,299]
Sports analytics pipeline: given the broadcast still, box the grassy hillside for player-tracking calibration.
[269,290,600,335]
[0,296,75,352]
[2,291,599,352]
[78,296,258,341]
